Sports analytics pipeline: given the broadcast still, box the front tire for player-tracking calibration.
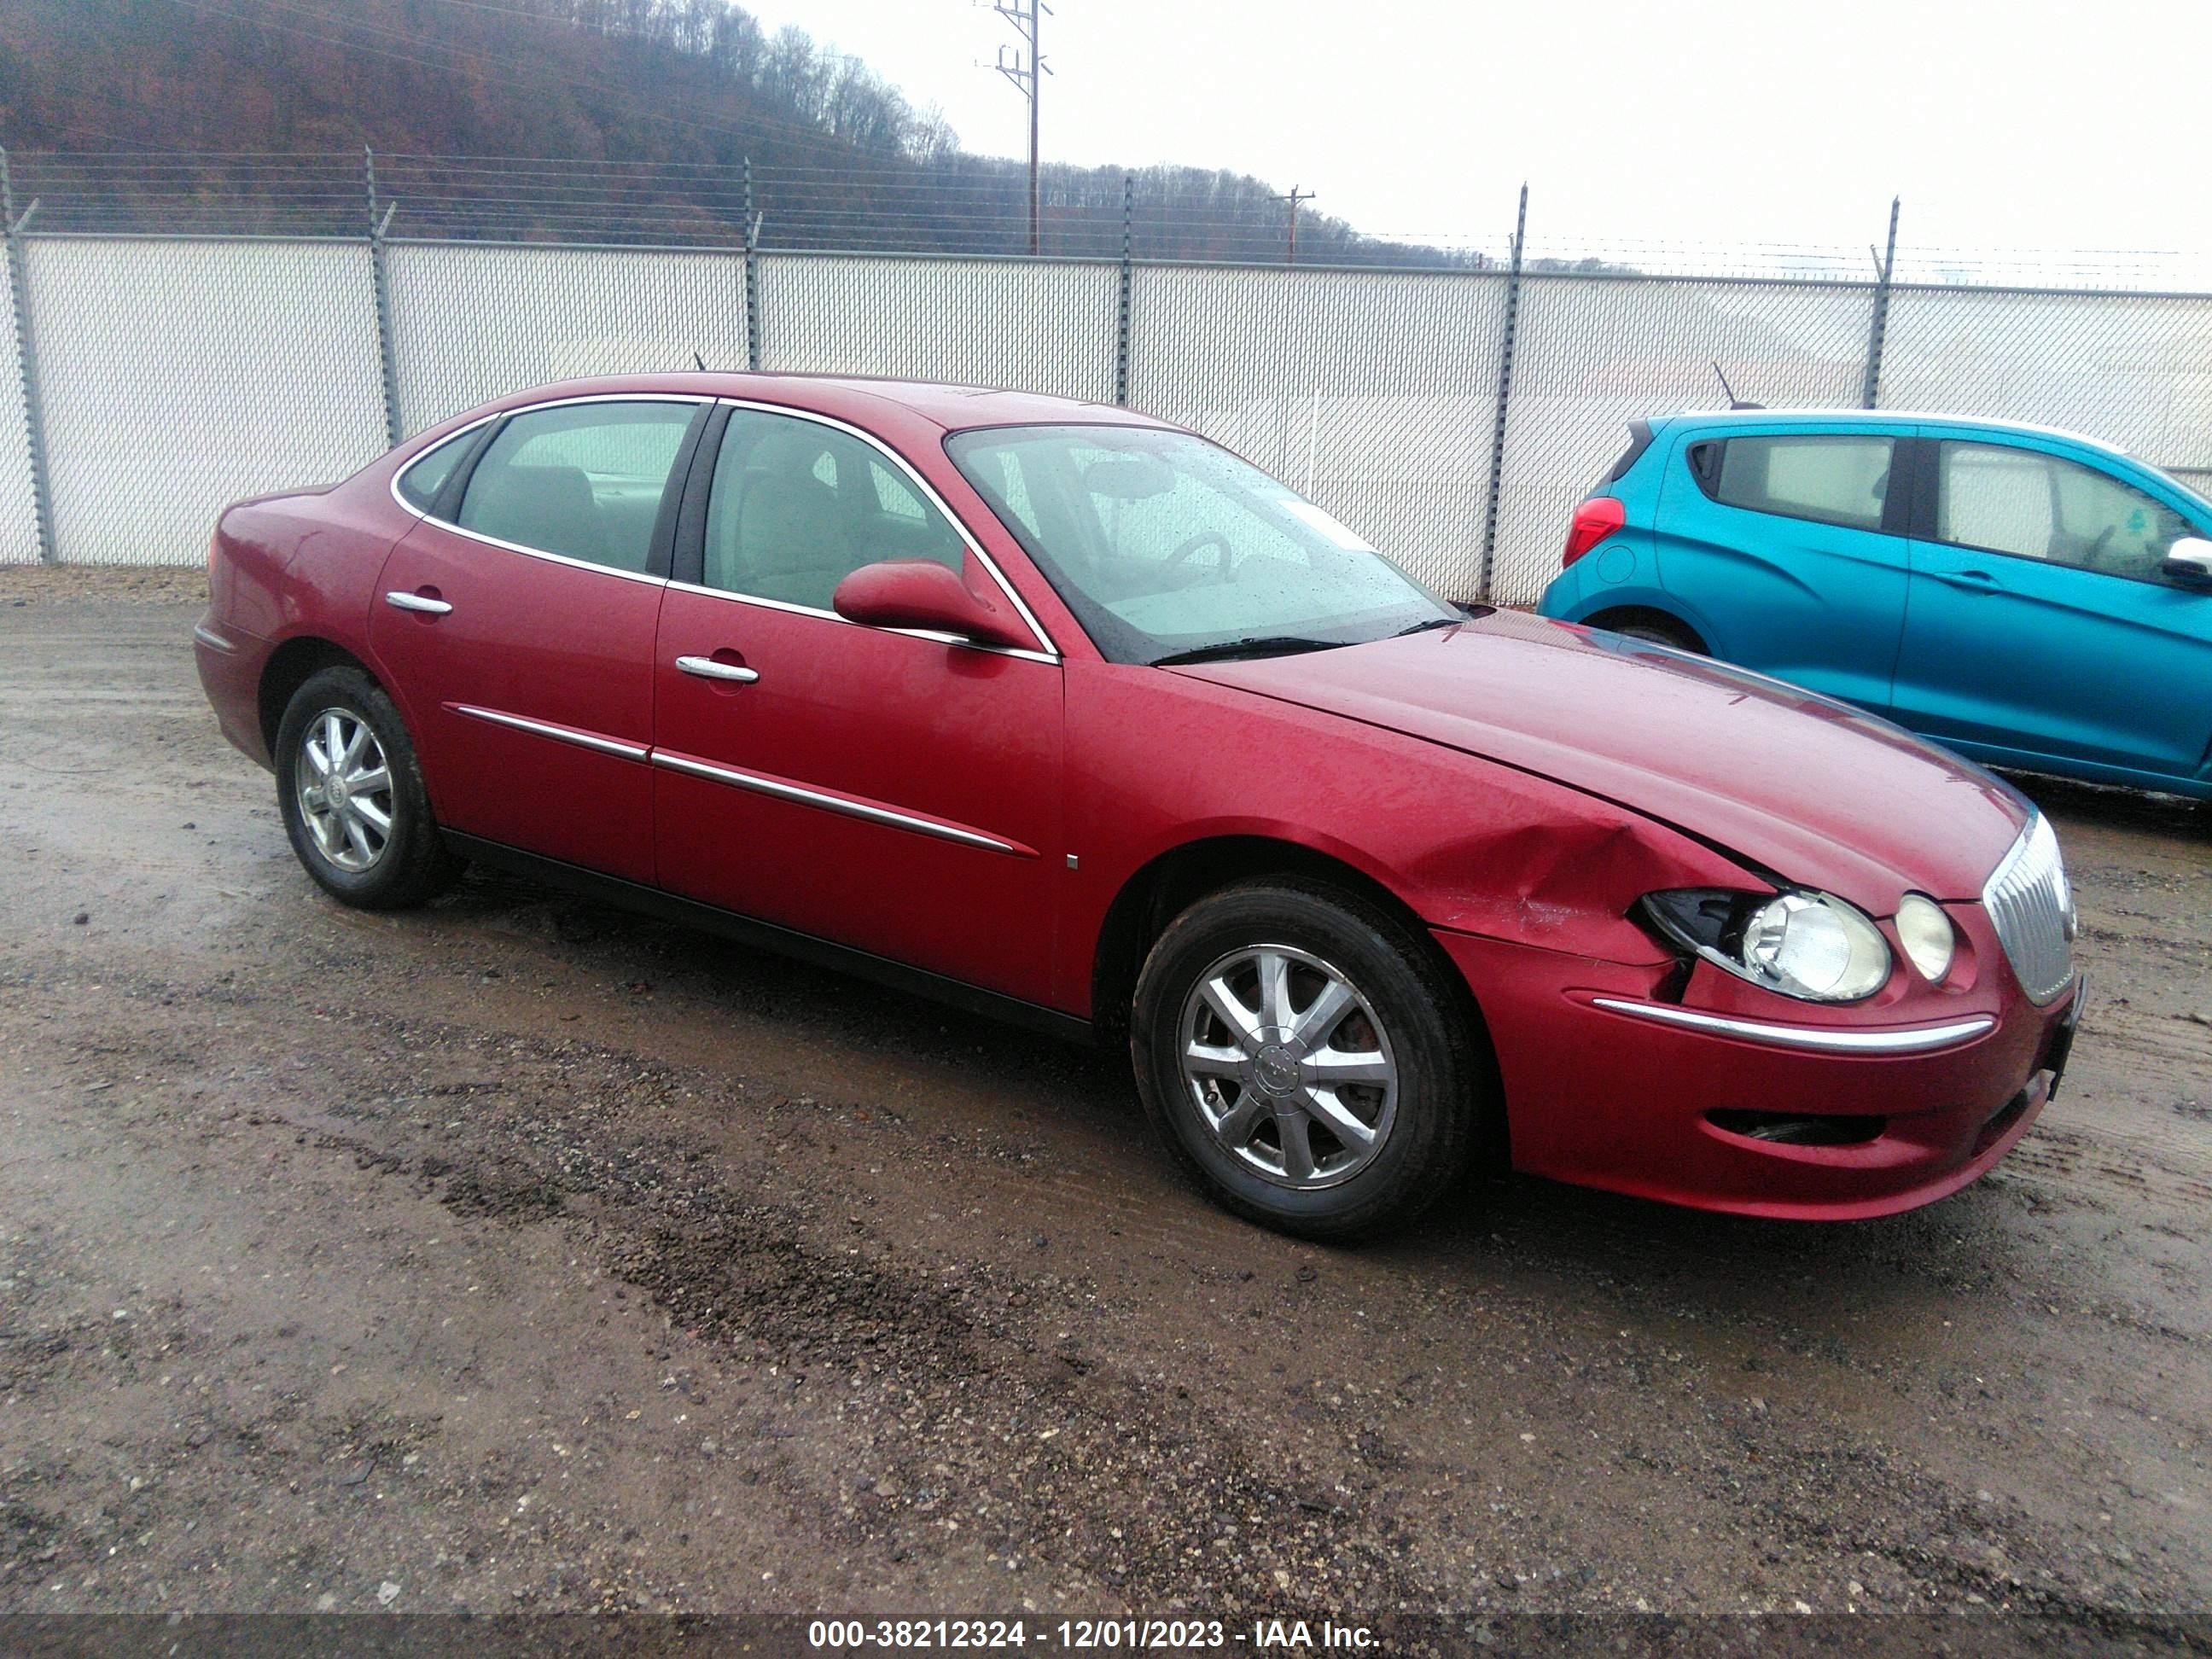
[275,665,460,910]
[1131,878,1488,1241]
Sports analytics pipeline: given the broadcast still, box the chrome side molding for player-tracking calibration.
[652,748,1034,858]
[448,703,649,762]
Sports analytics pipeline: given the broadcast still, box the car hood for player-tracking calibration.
[1174,610,2029,909]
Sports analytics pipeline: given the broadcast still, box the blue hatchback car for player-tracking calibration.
[1536,410,2212,801]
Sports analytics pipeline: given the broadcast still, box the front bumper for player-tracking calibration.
[1436,926,2081,1220]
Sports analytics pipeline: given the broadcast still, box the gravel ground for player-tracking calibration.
[0,573,2207,1643]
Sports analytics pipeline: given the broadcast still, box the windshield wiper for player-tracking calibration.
[1150,635,1344,667]
[1392,614,1463,637]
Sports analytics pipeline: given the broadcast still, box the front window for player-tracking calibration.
[944,425,1456,664]
[699,409,967,610]
[1936,440,2201,584]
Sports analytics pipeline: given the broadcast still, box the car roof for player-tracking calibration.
[490,370,1172,435]
[1656,406,2125,457]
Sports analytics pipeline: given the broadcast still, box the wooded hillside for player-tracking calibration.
[0,0,1493,265]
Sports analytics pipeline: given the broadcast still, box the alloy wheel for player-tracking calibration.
[294,707,395,873]
[1178,943,1399,1190]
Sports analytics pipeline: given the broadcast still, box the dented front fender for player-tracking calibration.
[1062,663,1764,1011]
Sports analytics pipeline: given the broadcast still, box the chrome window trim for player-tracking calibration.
[387,393,711,587]
[387,412,499,518]
[651,748,1034,858]
[705,396,1062,661]
[191,623,238,655]
[1590,998,1997,1054]
[450,702,649,762]
[420,528,671,587]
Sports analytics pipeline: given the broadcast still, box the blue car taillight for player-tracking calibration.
[1563,496,1625,567]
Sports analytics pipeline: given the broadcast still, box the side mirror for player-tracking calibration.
[2162,537,2212,589]
[832,559,1036,650]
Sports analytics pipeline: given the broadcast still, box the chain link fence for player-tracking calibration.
[1492,275,1877,601]
[0,259,38,567]
[14,236,387,567]
[1877,286,2212,495]
[4,226,2212,601]
[386,242,754,433]
[1128,265,1510,596]
[758,253,1120,403]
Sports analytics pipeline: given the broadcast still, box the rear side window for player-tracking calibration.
[1702,434,1894,532]
[396,431,474,512]
[1595,420,1655,488]
[456,401,696,573]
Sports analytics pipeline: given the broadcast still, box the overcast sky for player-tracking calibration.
[739,0,2212,277]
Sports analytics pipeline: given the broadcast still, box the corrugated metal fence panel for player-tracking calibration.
[1489,276,1876,604]
[1126,265,1509,598]
[0,264,38,564]
[26,237,388,566]
[758,253,1119,403]
[387,243,751,434]
[1878,287,2212,475]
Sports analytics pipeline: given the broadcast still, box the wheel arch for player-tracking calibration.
[258,637,375,758]
[1580,603,1708,653]
[1089,834,1510,1169]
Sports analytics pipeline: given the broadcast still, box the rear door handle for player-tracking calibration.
[1931,568,2000,591]
[676,655,760,684]
[385,591,452,615]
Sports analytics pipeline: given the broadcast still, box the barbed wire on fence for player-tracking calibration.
[3,148,2211,597]
[9,150,2212,289]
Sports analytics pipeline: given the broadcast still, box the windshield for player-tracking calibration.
[943,424,1458,665]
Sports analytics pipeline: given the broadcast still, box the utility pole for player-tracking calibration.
[990,0,1051,254]
[1272,183,1314,265]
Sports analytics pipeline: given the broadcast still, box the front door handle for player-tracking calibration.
[676,655,760,684]
[385,590,453,615]
[1930,568,2000,592]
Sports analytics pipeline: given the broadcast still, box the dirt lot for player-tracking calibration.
[1,570,2208,1640]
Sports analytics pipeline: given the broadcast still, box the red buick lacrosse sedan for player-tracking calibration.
[195,375,2084,1238]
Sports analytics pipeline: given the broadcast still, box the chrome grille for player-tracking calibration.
[1981,813,2076,1005]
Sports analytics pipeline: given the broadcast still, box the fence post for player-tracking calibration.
[1114,172,1133,406]
[1476,183,1528,603]
[364,148,402,446]
[1860,195,1900,410]
[1,148,57,564]
[742,158,762,371]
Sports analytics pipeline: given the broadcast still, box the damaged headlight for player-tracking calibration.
[1639,888,1893,1004]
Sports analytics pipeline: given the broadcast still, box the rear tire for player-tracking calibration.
[1130,878,1487,1241]
[275,666,460,911]
[1607,614,1703,653]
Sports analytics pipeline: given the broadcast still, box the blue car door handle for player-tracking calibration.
[1930,568,2000,591]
